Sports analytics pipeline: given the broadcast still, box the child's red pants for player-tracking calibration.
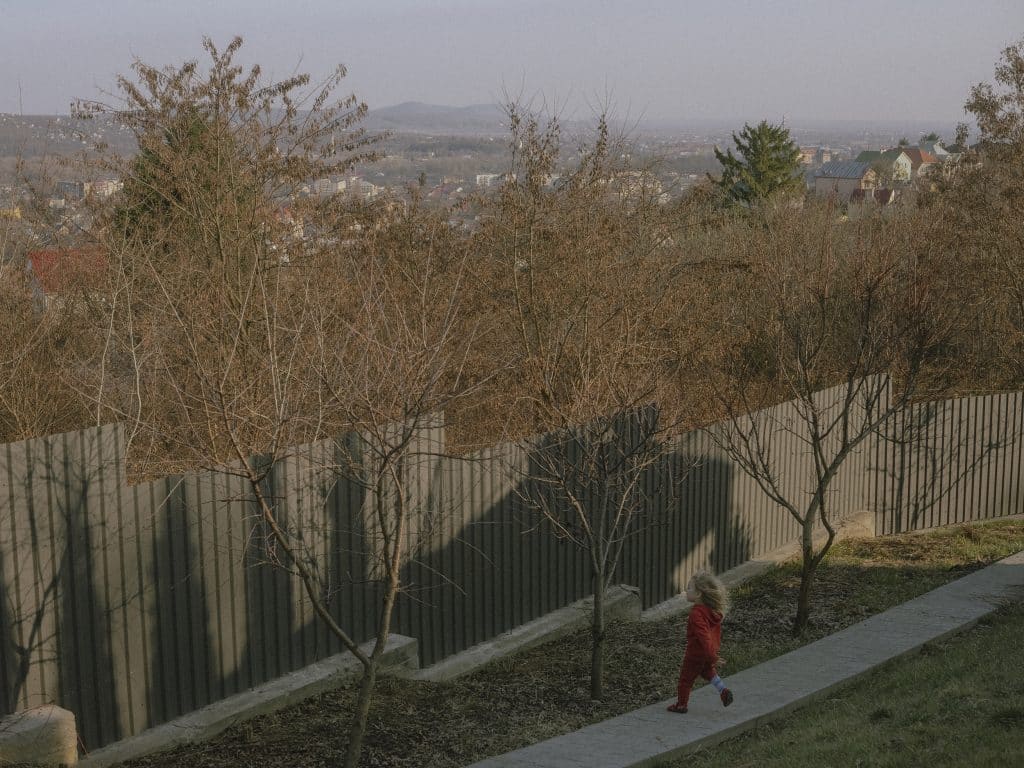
[676,655,717,707]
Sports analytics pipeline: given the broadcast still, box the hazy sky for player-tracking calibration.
[1,0,1020,124]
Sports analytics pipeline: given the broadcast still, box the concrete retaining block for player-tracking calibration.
[411,584,643,682]
[0,705,78,766]
[80,634,418,768]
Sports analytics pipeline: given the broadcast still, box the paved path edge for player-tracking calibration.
[468,551,1024,768]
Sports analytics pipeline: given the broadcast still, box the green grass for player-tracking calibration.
[119,519,1024,768]
[675,602,1024,768]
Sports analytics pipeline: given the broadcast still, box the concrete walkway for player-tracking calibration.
[468,551,1024,768]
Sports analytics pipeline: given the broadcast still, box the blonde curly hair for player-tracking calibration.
[690,570,729,615]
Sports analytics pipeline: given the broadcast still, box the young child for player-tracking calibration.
[667,570,734,714]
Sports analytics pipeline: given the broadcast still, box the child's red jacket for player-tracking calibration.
[685,603,723,661]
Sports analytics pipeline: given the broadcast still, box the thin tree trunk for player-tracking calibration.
[590,571,605,700]
[794,550,816,636]
[343,659,378,768]
[789,508,820,636]
[344,578,402,767]
[345,479,406,768]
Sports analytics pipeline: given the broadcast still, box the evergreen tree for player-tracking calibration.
[112,108,241,262]
[712,120,802,206]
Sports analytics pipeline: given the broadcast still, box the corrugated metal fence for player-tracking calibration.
[0,384,1021,750]
[873,391,1024,534]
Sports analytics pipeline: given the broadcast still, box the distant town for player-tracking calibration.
[0,103,970,249]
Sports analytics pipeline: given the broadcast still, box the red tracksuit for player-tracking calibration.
[676,603,723,707]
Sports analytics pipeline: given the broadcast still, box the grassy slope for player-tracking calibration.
[678,602,1024,768]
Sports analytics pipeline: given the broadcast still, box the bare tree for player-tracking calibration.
[305,218,485,764]
[0,262,97,442]
[0,170,103,443]
[928,38,1024,388]
[128,236,476,768]
[81,39,485,768]
[517,407,679,700]
[473,106,691,699]
[705,201,957,635]
[71,36,380,470]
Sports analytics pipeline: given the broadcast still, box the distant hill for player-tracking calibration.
[364,102,506,135]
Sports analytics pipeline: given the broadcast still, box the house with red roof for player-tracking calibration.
[898,148,938,179]
[25,248,107,304]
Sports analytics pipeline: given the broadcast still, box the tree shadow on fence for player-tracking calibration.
[0,418,758,749]
[619,446,754,607]
[877,397,1023,534]
[141,449,371,732]
[57,465,121,749]
[0,493,65,718]
[0,426,123,750]
[399,431,754,667]
[143,474,218,729]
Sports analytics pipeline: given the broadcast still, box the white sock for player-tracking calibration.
[711,675,726,693]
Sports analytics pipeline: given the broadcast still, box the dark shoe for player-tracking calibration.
[666,703,688,714]
[721,688,734,707]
